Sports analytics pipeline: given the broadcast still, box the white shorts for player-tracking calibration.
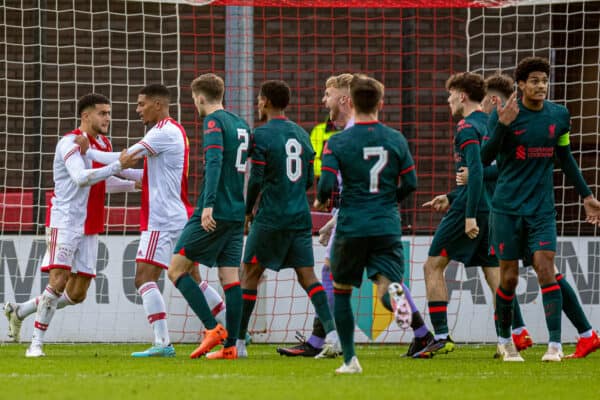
[40,227,99,277]
[136,230,182,269]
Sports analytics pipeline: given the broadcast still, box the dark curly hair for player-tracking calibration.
[515,57,550,83]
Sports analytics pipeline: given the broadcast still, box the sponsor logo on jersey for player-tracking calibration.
[516,145,526,160]
[514,129,527,136]
[548,124,556,138]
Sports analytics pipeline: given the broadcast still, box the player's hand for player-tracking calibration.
[456,167,469,186]
[75,134,90,155]
[201,207,217,232]
[313,198,328,211]
[465,218,479,239]
[318,217,336,246]
[497,91,519,126]
[583,195,600,226]
[422,195,450,212]
[118,149,143,169]
[244,213,254,235]
[134,180,142,190]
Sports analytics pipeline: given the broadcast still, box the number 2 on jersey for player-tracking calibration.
[363,146,388,193]
[235,128,249,172]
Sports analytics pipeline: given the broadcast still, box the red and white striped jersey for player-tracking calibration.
[49,129,121,234]
[137,117,193,231]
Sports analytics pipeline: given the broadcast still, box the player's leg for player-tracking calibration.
[494,259,524,361]
[194,276,227,327]
[205,265,242,360]
[237,260,265,358]
[27,268,70,357]
[131,231,178,358]
[554,266,600,358]
[400,282,434,357]
[330,235,365,374]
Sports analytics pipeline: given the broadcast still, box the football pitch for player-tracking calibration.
[0,343,598,400]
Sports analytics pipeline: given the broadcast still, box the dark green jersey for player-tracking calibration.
[317,121,417,237]
[446,110,487,217]
[196,109,250,222]
[246,116,315,230]
[487,99,571,216]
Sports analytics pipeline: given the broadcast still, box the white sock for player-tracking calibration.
[32,286,59,345]
[512,327,524,335]
[434,333,449,341]
[580,329,593,338]
[57,291,76,310]
[16,296,40,320]
[549,341,563,352]
[325,330,339,344]
[199,280,227,326]
[138,281,170,347]
[498,336,511,345]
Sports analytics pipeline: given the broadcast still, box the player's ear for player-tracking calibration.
[377,99,383,111]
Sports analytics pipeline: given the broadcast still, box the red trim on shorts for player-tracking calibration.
[76,271,96,278]
[496,288,514,301]
[49,227,58,265]
[308,285,325,298]
[42,264,72,273]
[148,312,167,323]
[178,247,186,256]
[223,282,240,291]
[428,305,447,313]
[250,159,266,165]
[440,248,448,257]
[250,255,258,264]
[541,284,560,294]
[242,293,257,301]
[136,258,168,270]
[322,166,338,175]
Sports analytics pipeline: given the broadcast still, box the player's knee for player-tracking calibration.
[502,275,519,290]
[67,290,86,304]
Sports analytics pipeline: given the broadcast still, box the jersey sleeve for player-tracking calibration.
[137,126,172,156]
[396,134,417,202]
[317,139,339,204]
[481,109,507,166]
[554,107,592,198]
[59,138,122,187]
[246,129,267,214]
[202,115,225,209]
[457,127,483,218]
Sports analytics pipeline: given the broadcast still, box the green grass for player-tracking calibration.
[0,343,599,400]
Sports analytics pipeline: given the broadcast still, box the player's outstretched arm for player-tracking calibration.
[423,194,450,213]
[65,147,142,187]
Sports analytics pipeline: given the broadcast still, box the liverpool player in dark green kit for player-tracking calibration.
[482,57,600,362]
[167,74,250,360]
[418,72,496,359]
[316,75,416,374]
[236,80,339,358]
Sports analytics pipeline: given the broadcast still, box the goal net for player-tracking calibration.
[1,0,598,343]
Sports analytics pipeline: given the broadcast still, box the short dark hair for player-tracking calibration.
[139,84,171,101]
[445,72,486,103]
[485,73,514,100]
[191,73,225,102]
[259,80,290,110]
[349,75,384,114]
[77,93,110,116]
[515,56,550,83]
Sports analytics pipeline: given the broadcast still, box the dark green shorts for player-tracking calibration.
[330,234,404,288]
[428,208,498,267]
[174,216,243,267]
[489,210,557,261]
[242,224,314,271]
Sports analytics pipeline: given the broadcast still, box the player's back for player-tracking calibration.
[140,117,192,231]
[450,110,489,212]
[329,121,413,237]
[198,109,250,222]
[251,117,314,230]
